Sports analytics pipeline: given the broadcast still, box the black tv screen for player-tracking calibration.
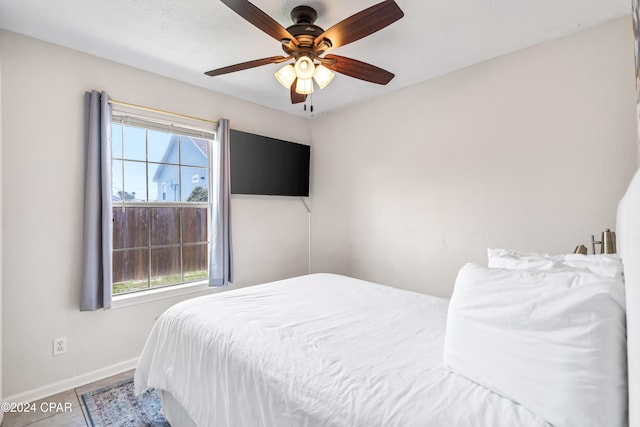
[230,130,310,196]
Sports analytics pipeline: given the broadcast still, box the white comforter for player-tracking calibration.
[135,273,550,427]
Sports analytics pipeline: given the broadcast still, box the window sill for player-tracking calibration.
[111,280,218,309]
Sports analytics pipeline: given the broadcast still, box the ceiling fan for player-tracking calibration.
[205,0,404,105]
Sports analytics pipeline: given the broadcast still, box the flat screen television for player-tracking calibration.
[230,129,310,196]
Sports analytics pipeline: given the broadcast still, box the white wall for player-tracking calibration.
[310,16,638,297]
[0,30,310,400]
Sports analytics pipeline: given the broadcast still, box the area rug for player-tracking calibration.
[81,378,170,426]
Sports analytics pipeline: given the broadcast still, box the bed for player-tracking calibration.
[135,169,640,427]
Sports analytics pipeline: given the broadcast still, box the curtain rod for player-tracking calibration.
[108,99,217,126]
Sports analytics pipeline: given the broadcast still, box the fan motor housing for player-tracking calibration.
[286,5,325,48]
[286,25,324,50]
[286,23,324,38]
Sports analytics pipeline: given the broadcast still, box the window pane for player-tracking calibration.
[113,249,149,294]
[183,207,207,243]
[183,244,208,282]
[181,136,208,167]
[112,159,123,202]
[111,115,212,295]
[112,124,123,159]
[150,207,180,246]
[123,126,146,161]
[149,163,179,202]
[182,166,208,202]
[113,207,148,249]
[123,160,147,201]
[148,130,173,163]
[150,247,181,287]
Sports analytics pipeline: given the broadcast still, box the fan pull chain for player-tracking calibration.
[303,93,314,113]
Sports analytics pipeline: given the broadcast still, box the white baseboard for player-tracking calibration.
[3,357,139,404]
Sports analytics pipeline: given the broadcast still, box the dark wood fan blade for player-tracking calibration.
[290,79,307,104]
[205,56,286,76]
[220,0,298,45]
[314,0,404,49]
[324,54,395,85]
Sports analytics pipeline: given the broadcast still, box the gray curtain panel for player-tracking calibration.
[80,90,113,310]
[209,118,233,285]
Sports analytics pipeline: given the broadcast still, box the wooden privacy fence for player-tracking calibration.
[112,206,208,283]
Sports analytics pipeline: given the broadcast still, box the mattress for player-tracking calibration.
[135,273,550,426]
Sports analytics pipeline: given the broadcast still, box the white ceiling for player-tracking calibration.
[0,0,632,118]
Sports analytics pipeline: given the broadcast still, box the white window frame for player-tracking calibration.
[110,108,217,300]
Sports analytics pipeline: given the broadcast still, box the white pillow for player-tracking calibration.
[559,253,624,278]
[487,248,623,278]
[444,263,627,427]
[487,248,557,270]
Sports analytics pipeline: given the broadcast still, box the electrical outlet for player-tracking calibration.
[53,337,67,356]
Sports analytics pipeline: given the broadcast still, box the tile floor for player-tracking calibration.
[1,369,135,427]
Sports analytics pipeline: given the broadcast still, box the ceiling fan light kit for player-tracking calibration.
[207,0,404,107]
[294,56,315,79]
[295,77,314,95]
[275,64,297,88]
[276,58,335,94]
[313,65,335,89]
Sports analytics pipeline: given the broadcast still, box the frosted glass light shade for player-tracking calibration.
[313,65,335,89]
[294,56,315,80]
[295,78,314,95]
[275,64,296,88]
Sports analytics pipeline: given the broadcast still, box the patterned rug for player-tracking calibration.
[81,378,170,426]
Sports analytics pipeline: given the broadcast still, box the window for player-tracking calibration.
[111,113,215,295]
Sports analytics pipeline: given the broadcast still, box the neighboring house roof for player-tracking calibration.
[152,135,208,182]
[193,138,208,157]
